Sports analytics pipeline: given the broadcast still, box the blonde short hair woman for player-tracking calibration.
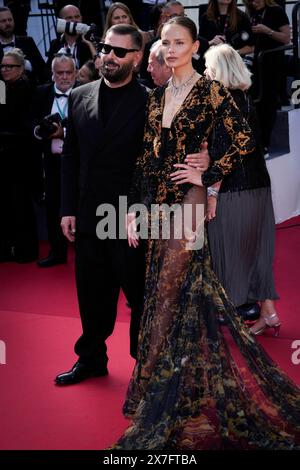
[204,43,252,90]
[1,48,26,83]
[204,43,280,337]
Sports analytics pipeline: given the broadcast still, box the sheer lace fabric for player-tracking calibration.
[112,80,300,450]
[114,189,300,450]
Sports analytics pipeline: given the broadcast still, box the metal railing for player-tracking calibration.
[292,1,300,69]
[255,44,294,103]
[37,1,56,55]
[30,1,107,56]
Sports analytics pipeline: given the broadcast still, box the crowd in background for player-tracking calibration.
[0,1,292,317]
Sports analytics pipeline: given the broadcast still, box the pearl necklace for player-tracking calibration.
[170,70,197,98]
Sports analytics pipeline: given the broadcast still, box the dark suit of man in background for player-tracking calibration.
[55,24,147,385]
[33,54,78,267]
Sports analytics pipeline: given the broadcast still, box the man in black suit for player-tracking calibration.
[46,4,94,71]
[4,0,31,36]
[0,6,48,84]
[33,54,78,267]
[55,24,147,385]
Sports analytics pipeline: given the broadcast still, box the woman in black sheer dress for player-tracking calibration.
[113,17,300,450]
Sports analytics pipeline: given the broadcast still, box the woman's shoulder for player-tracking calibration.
[265,5,290,25]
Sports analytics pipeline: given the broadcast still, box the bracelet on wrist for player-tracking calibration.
[268,29,274,37]
[207,187,219,198]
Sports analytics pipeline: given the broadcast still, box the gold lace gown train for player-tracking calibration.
[114,187,300,450]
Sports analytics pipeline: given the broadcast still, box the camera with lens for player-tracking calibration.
[56,18,98,37]
[37,113,67,140]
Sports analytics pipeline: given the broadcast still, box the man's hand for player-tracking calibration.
[61,216,76,242]
[50,122,64,139]
[185,141,210,171]
[126,213,139,248]
[170,164,203,186]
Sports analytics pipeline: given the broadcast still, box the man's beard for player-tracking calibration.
[100,59,133,83]
[0,29,13,39]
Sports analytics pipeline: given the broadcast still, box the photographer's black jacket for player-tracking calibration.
[46,35,93,70]
[32,83,59,153]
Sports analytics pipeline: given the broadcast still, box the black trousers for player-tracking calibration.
[74,232,146,365]
[0,144,38,260]
[44,153,68,259]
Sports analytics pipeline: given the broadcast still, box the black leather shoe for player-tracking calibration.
[55,361,108,385]
[37,255,67,268]
[237,303,260,322]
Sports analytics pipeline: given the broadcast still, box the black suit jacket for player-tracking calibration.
[61,77,148,233]
[0,36,48,84]
[32,83,56,153]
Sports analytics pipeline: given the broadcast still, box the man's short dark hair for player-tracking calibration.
[105,24,143,51]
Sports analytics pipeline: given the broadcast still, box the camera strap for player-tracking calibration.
[55,98,68,121]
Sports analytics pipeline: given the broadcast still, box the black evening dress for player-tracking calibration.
[113,78,300,450]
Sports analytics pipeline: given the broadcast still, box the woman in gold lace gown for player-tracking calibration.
[113,16,300,450]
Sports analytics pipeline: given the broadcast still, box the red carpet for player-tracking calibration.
[0,217,299,450]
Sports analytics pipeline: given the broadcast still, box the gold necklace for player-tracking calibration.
[170,70,197,98]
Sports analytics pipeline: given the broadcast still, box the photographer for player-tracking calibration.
[46,4,94,72]
[33,53,77,267]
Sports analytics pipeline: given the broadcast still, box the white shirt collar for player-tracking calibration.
[54,85,73,96]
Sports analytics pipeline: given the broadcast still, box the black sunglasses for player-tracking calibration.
[97,42,139,58]
[0,63,22,70]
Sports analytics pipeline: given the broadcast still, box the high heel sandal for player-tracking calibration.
[250,313,281,337]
